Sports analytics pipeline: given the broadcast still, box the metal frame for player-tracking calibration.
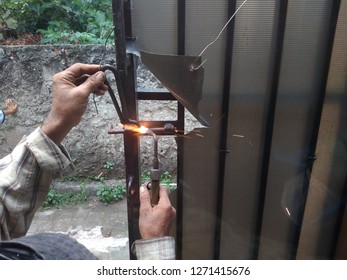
[253,0,289,259]
[112,0,344,259]
[291,0,342,259]
[112,0,185,259]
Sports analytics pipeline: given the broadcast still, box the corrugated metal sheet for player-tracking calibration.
[129,0,347,259]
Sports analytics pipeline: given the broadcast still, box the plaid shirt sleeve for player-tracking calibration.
[0,127,74,240]
[0,110,4,124]
[132,236,175,260]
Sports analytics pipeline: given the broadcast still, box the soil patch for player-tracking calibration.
[0,33,42,45]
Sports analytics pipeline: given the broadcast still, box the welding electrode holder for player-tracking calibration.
[148,168,161,206]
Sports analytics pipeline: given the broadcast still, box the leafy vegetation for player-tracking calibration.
[141,170,177,193]
[0,0,113,44]
[43,187,89,208]
[97,184,126,204]
[44,168,175,208]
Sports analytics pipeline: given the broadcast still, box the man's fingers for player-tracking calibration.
[77,71,107,95]
[66,63,102,78]
[139,185,152,211]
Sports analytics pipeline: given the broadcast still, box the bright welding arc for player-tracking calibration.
[191,0,249,71]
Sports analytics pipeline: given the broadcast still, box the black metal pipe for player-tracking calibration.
[252,0,288,259]
[137,88,175,100]
[213,0,237,260]
[122,55,141,260]
[290,0,341,259]
[177,0,186,55]
[176,0,186,260]
[112,0,141,260]
[112,0,127,74]
[123,0,133,39]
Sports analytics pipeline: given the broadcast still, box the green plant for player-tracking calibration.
[140,170,177,193]
[43,187,89,208]
[97,184,126,204]
[39,30,107,45]
[1,0,113,44]
[103,161,115,170]
[140,170,151,185]
[89,174,106,182]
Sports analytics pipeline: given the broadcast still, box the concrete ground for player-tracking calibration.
[28,198,130,260]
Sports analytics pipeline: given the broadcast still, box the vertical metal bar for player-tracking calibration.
[291,0,341,259]
[252,0,288,259]
[123,0,133,39]
[176,0,186,260]
[112,0,141,260]
[213,0,237,260]
[123,54,141,260]
[112,0,127,73]
[177,0,186,55]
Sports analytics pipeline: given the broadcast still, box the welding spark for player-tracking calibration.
[120,123,149,134]
[233,134,245,138]
[137,126,149,134]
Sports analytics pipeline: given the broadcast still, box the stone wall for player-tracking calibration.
[0,45,198,179]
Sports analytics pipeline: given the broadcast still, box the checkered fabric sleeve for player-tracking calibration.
[132,236,175,260]
[0,127,74,240]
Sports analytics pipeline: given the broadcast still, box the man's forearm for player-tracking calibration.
[0,128,74,240]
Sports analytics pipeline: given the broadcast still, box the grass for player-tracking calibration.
[97,184,126,205]
[140,170,177,193]
[44,170,176,208]
[42,187,89,208]
[43,175,128,208]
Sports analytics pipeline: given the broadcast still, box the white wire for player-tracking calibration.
[191,0,249,71]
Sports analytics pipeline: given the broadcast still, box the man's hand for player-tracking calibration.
[41,63,108,144]
[139,185,176,239]
[4,99,17,115]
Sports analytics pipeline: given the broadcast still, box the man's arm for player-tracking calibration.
[132,185,176,260]
[0,64,107,240]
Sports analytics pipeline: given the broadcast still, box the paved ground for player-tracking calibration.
[28,198,130,260]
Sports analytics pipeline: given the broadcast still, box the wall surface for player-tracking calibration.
[0,45,197,179]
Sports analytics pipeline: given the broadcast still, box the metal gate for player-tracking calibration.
[111,0,347,259]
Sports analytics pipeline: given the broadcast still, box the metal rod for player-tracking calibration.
[112,0,141,260]
[137,88,175,101]
[108,123,177,135]
[253,0,288,259]
[176,0,186,260]
[123,0,133,39]
[101,64,133,124]
[213,0,238,260]
[112,0,127,74]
